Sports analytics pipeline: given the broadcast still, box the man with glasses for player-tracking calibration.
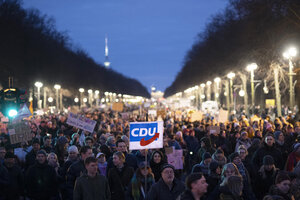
[146,164,184,200]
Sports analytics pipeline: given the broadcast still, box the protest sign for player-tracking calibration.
[129,121,164,150]
[112,102,124,112]
[121,112,130,120]
[66,112,97,133]
[218,109,228,123]
[166,147,183,170]
[157,109,166,117]
[8,122,32,144]
[148,110,157,116]
[265,99,275,108]
[209,126,220,135]
[190,111,202,122]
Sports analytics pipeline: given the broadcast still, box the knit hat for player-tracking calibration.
[209,161,219,172]
[275,171,290,184]
[57,136,68,145]
[68,145,79,154]
[229,152,240,162]
[263,155,274,165]
[138,161,150,169]
[37,150,47,156]
[202,152,211,161]
[161,164,175,173]
[32,138,40,145]
[273,131,282,140]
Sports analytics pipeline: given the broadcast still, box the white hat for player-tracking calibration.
[68,145,79,154]
[96,152,105,158]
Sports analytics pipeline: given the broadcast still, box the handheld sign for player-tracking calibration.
[66,112,96,133]
[129,121,163,150]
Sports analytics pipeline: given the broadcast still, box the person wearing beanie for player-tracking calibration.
[197,137,216,163]
[192,152,212,175]
[269,172,295,200]
[146,164,184,200]
[206,162,221,194]
[25,137,41,169]
[285,143,300,172]
[252,133,284,171]
[253,155,279,199]
[274,131,290,165]
[3,152,23,200]
[212,148,227,167]
[55,136,69,167]
[25,147,59,200]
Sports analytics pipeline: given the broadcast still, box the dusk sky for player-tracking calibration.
[23,0,228,92]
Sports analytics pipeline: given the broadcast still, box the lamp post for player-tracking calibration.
[79,88,84,108]
[283,47,297,109]
[95,90,99,107]
[246,63,258,113]
[35,82,43,109]
[214,77,221,103]
[54,84,61,110]
[206,81,212,101]
[227,72,235,109]
[88,89,93,107]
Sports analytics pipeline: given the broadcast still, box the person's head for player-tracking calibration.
[226,175,243,197]
[68,145,79,160]
[255,130,262,138]
[161,164,175,185]
[237,145,248,160]
[275,172,291,194]
[96,152,106,164]
[264,134,275,147]
[84,137,94,147]
[293,143,300,155]
[4,152,15,168]
[186,173,208,197]
[0,147,6,160]
[229,152,242,166]
[274,131,284,142]
[116,139,127,153]
[80,146,93,160]
[84,156,98,176]
[263,155,275,171]
[222,163,240,179]
[202,152,212,165]
[47,152,58,163]
[36,150,47,164]
[113,151,125,167]
[43,136,51,147]
[214,149,224,160]
[151,150,163,164]
[240,131,248,139]
[209,161,221,175]
[32,138,41,152]
[138,161,151,177]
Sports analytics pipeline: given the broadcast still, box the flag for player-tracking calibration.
[13,104,32,122]
[29,101,33,114]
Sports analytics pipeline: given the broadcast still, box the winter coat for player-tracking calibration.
[25,162,58,200]
[177,189,206,200]
[253,166,278,199]
[4,164,24,200]
[126,173,155,200]
[206,172,221,194]
[0,164,9,200]
[108,164,134,200]
[146,178,185,200]
[73,173,111,200]
[24,149,37,169]
[66,159,86,200]
[252,143,284,171]
[107,152,138,174]
[285,151,300,172]
[191,161,209,175]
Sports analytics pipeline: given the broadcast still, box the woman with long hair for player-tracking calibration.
[220,175,244,200]
[149,150,166,182]
[126,162,155,200]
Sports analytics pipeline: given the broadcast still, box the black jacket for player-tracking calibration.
[108,164,134,200]
[25,162,58,200]
[0,164,9,200]
[4,164,24,200]
[146,178,185,200]
[66,159,86,200]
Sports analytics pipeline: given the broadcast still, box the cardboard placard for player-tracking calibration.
[209,126,220,135]
[8,122,32,144]
[148,110,157,116]
[121,112,130,120]
[157,109,166,117]
[218,109,228,123]
[167,147,183,170]
[190,111,202,122]
[112,102,124,112]
[67,112,97,133]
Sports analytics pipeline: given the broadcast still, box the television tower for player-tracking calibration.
[104,36,111,69]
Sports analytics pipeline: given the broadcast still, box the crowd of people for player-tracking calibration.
[0,106,299,200]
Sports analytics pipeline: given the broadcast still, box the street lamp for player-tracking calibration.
[246,63,258,111]
[227,72,235,109]
[83,98,88,103]
[79,88,84,108]
[214,77,221,102]
[34,81,43,109]
[283,47,297,109]
[95,90,100,107]
[88,89,93,106]
[48,97,53,103]
[74,97,79,103]
[206,81,212,101]
[54,84,61,110]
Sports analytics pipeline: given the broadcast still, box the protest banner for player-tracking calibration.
[66,112,97,133]
[190,111,202,122]
[265,99,275,108]
[148,110,157,116]
[209,126,220,135]
[166,147,183,170]
[218,109,228,123]
[129,121,164,150]
[112,102,124,112]
[121,112,130,120]
[8,122,32,144]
